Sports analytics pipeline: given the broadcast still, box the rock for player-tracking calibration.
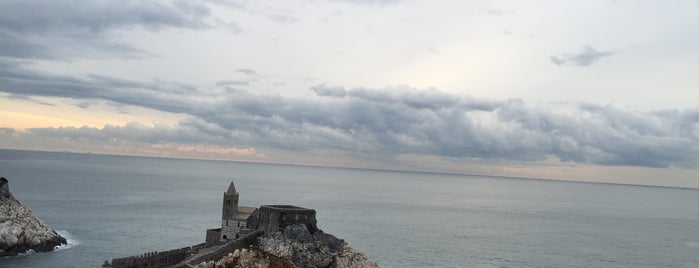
[0,177,67,257]
[332,244,379,268]
[201,224,378,268]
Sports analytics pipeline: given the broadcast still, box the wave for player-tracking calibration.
[54,230,79,251]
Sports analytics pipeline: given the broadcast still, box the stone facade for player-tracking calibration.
[204,228,221,245]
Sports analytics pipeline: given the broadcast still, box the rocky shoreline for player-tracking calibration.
[195,224,378,268]
[0,177,67,257]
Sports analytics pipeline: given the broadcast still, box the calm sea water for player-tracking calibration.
[0,149,698,268]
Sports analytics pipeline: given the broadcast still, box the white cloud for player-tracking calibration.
[1,60,697,168]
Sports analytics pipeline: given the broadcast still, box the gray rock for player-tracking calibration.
[0,177,67,257]
[258,224,378,268]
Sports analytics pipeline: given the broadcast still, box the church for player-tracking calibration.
[205,181,256,243]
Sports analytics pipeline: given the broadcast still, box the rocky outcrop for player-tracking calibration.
[194,224,378,268]
[0,177,67,257]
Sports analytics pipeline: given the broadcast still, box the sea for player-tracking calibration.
[0,149,697,268]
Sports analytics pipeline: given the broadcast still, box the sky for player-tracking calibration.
[0,0,698,188]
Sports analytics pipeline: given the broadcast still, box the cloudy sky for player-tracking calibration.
[1,0,698,187]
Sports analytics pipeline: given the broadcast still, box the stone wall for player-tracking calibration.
[104,243,210,268]
[176,230,263,267]
[248,205,317,234]
[220,220,241,240]
[205,228,221,245]
[106,246,191,268]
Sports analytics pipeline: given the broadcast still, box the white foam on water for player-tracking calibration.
[17,249,36,256]
[2,231,78,258]
[54,230,79,251]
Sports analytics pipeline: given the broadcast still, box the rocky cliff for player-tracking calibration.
[193,224,378,268]
[0,177,67,257]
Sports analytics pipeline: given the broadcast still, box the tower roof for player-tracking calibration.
[226,181,238,195]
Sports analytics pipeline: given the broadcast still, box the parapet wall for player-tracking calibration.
[104,243,207,268]
[177,230,263,267]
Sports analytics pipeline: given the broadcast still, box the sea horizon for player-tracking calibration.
[3,148,696,192]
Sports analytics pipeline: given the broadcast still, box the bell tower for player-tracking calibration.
[222,181,239,222]
[220,181,255,240]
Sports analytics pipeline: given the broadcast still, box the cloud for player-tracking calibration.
[0,30,56,59]
[236,69,257,75]
[203,0,247,10]
[331,0,406,6]
[1,61,697,168]
[267,14,299,24]
[213,18,243,34]
[216,80,252,87]
[0,0,210,34]
[551,46,615,67]
[481,8,503,15]
[0,0,213,60]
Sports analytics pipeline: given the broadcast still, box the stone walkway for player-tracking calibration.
[176,243,229,267]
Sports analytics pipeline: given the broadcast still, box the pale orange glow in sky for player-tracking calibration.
[0,95,185,129]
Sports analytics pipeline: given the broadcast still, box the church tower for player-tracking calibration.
[219,181,255,240]
[220,181,242,240]
[222,181,239,223]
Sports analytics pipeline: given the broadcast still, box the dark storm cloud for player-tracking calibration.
[1,60,697,168]
[551,46,615,67]
[0,0,213,59]
[0,59,196,113]
[0,0,210,33]
[0,31,55,59]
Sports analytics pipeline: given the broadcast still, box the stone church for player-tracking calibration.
[205,182,256,243]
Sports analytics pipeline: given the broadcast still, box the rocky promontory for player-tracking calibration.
[0,177,67,257]
[194,224,378,268]
[103,183,378,268]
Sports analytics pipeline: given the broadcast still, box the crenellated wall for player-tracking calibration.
[103,243,207,268]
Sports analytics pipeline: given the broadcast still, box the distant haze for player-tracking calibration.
[0,0,698,187]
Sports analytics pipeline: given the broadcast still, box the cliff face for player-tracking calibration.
[0,177,67,257]
[194,224,379,268]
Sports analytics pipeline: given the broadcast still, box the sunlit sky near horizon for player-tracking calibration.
[1,0,698,187]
